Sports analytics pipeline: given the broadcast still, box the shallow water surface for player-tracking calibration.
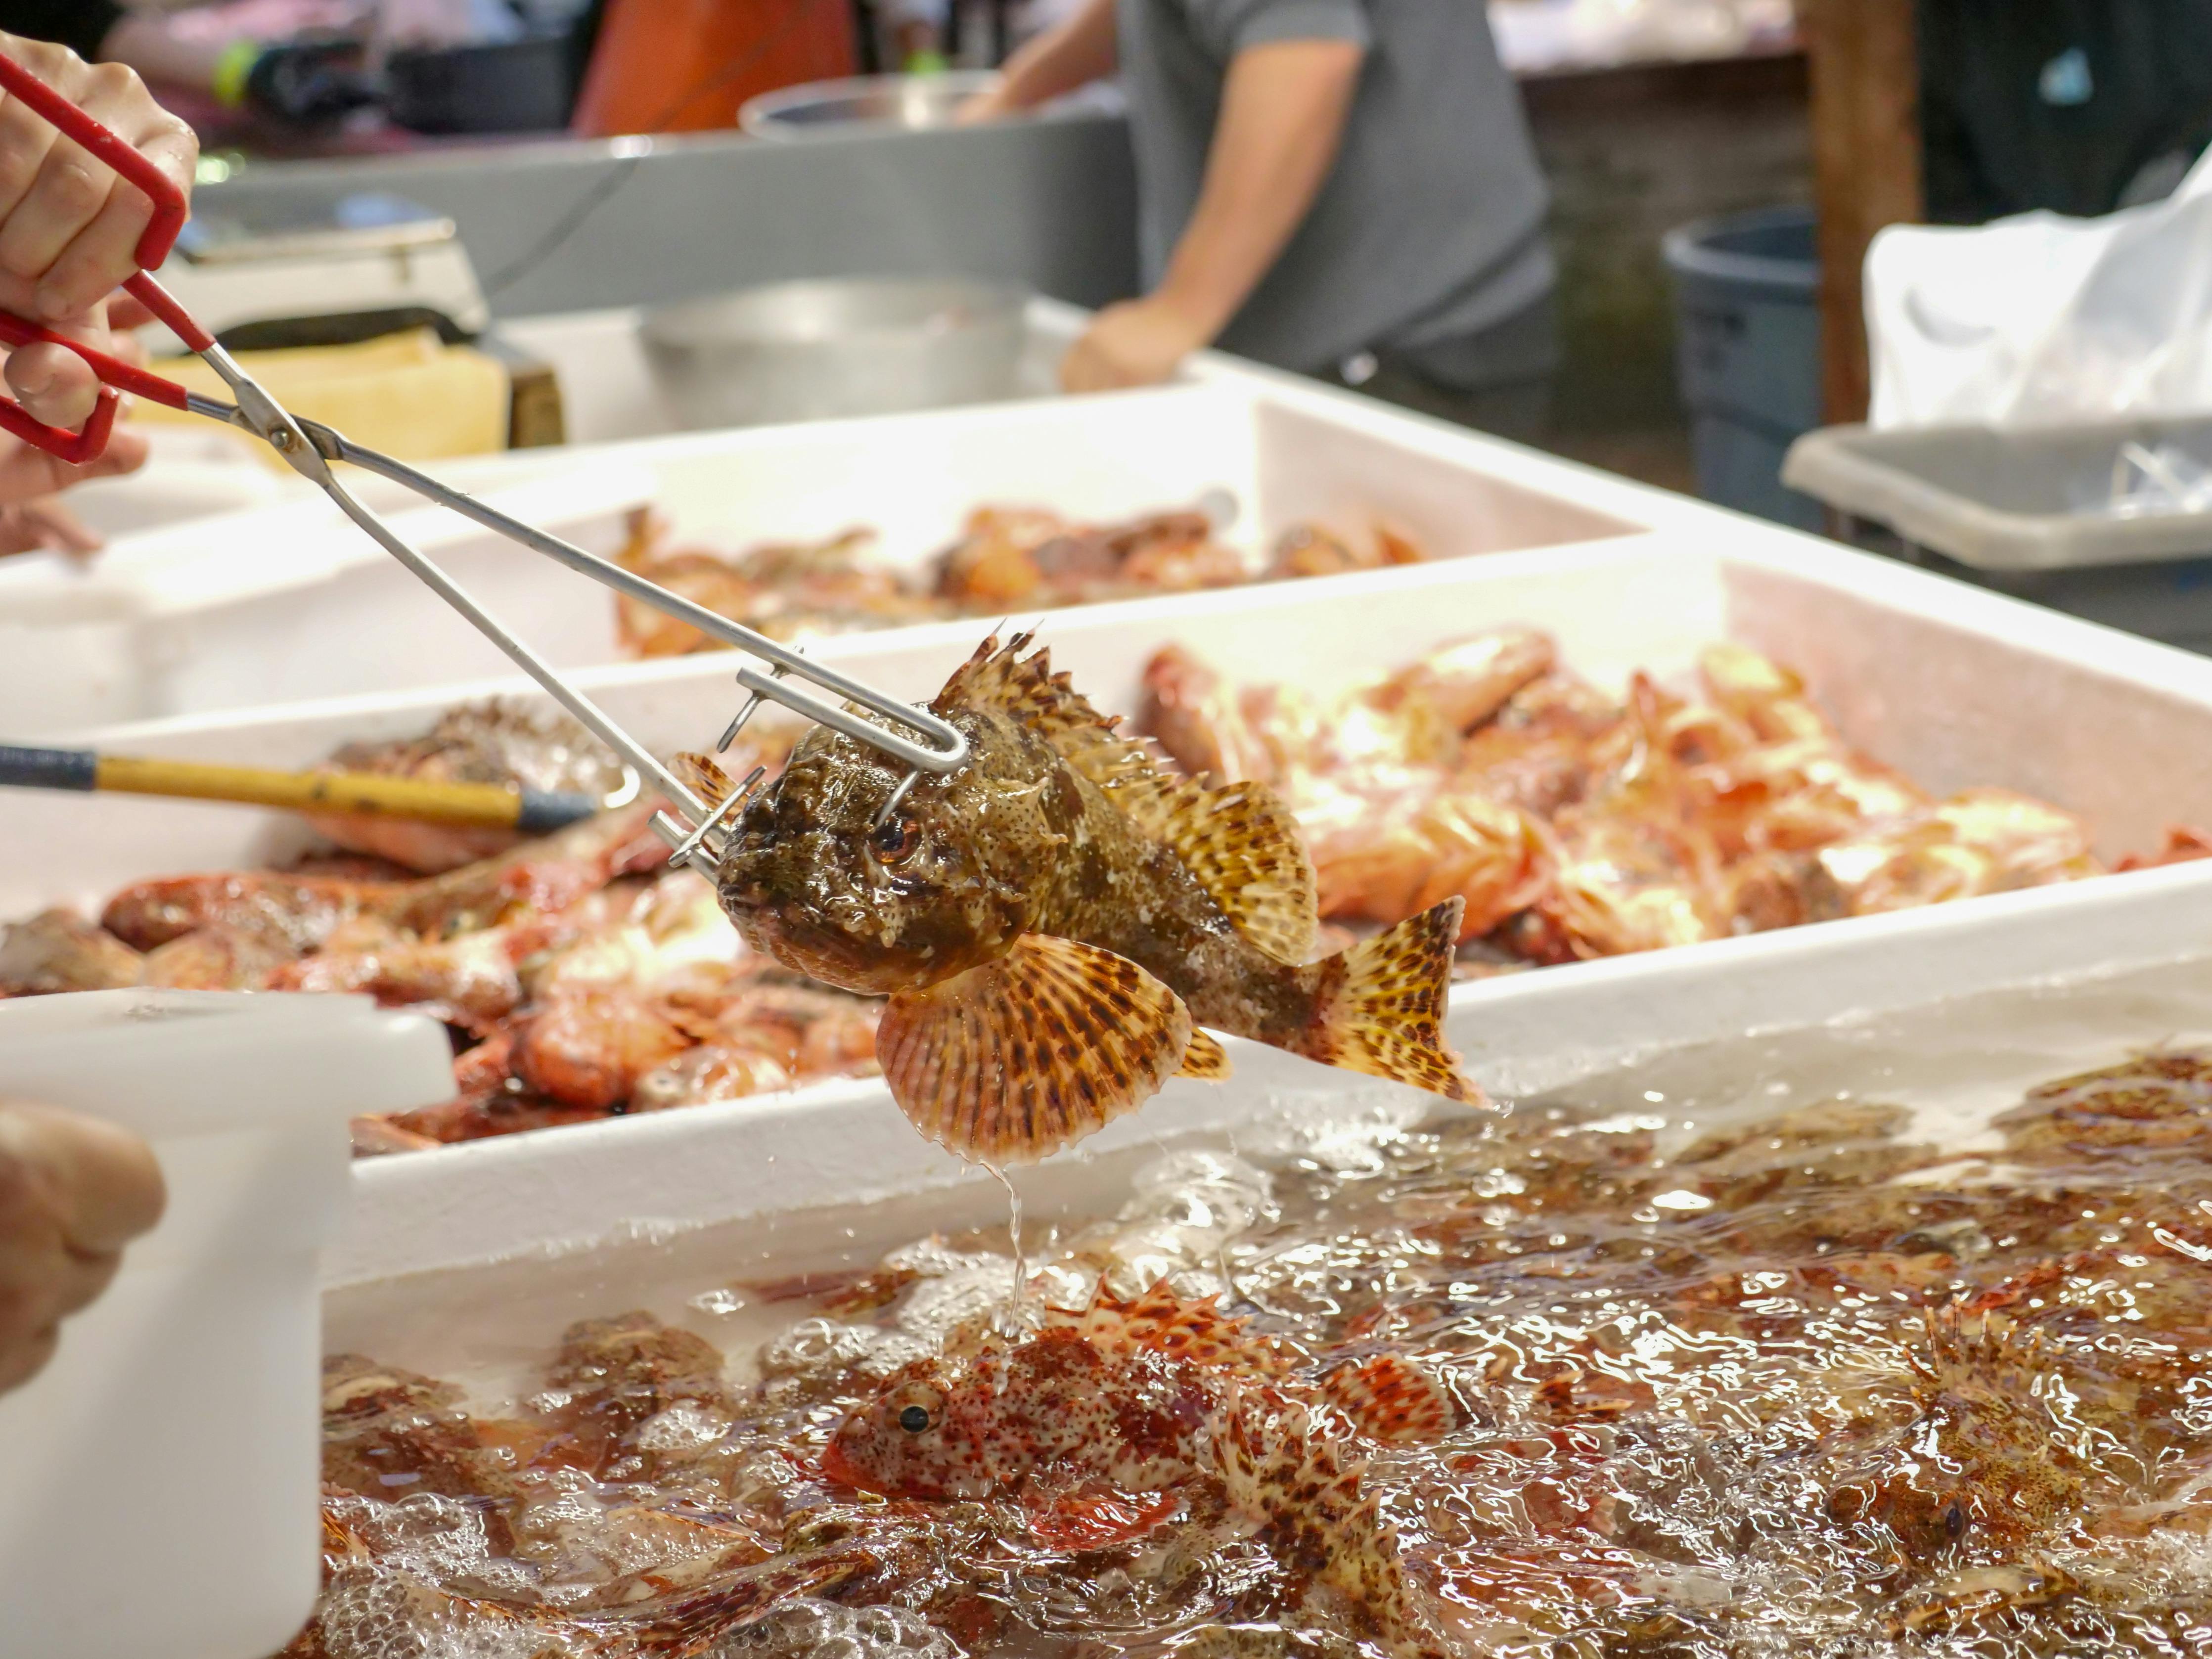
[304,958,2212,1657]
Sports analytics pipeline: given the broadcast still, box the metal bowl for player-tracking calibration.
[639,276,1029,429]
[738,72,1001,139]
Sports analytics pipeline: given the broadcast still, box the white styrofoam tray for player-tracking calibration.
[324,854,2212,1388]
[0,374,1643,732]
[11,505,2212,1277]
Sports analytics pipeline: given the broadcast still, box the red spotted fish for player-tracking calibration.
[821,1283,1462,1655]
[702,633,1477,1164]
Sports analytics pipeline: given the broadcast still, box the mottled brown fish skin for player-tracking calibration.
[716,700,1320,1042]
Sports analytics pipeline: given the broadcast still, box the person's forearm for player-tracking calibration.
[994,0,1117,108]
[1151,39,1363,341]
[94,12,226,95]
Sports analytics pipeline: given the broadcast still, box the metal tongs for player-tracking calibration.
[0,55,967,877]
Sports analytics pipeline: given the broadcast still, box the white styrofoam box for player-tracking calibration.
[0,991,452,1659]
[14,520,2212,926]
[325,855,2212,1351]
[0,461,657,732]
[0,377,1643,733]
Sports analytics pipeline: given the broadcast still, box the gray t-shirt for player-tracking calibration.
[1118,0,1554,373]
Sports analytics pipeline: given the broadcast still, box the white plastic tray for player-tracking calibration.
[0,375,1642,732]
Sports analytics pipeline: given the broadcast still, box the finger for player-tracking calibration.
[0,131,113,291]
[0,1105,165,1254]
[38,102,195,318]
[4,338,98,429]
[1058,346,1098,395]
[0,1320,57,1394]
[0,58,188,302]
[106,293,155,333]
[0,53,62,240]
[20,495,107,554]
[45,1243,121,1317]
[0,424,140,505]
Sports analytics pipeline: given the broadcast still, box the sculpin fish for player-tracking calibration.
[701,633,1476,1164]
[822,1283,1461,1657]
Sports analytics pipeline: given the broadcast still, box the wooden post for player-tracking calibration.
[1798,0,1923,424]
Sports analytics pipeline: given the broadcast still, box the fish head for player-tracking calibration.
[716,707,1077,995]
[823,1328,1182,1501]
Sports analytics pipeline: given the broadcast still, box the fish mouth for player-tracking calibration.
[724,893,930,996]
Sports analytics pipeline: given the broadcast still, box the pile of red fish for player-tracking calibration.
[1138,629,2212,965]
[612,504,1423,656]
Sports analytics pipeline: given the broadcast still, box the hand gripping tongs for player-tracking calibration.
[0,55,967,876]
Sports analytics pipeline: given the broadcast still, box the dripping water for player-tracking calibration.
[986,1161,1030,1334]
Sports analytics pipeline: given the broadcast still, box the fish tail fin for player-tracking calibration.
[1293,898,1480,1104]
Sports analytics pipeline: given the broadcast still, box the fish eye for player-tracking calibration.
[871,815,921,865]
[898,1403,932,1434]
[1943,1501,1966,1540]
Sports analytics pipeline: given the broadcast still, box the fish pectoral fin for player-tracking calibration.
[1113,774,1318,965]
[1322,1354,1461,1444]
[878,934,1192,1165]
[933,632,1159,790]
[1174,1027,1231,1080]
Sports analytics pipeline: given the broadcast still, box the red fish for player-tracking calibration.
[821,1283,1459,1656]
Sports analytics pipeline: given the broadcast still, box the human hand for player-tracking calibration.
[953,81,1016,124]
[1059,296,1211,393]
[0,35,196,429]
[0,1102,165,1395]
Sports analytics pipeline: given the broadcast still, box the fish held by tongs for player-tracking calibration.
[693,633,1478,1165]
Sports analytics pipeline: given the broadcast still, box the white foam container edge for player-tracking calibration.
[334,856,2212,1292]
[0,991,454,1659]
[0,372,1647,733]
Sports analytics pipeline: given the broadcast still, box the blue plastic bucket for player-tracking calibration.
[1662,205,1823,530]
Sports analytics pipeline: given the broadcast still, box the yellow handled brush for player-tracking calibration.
[0,743,603,833]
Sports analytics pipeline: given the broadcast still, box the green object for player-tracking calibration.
[211,39,262,110]
[904,49,951,74]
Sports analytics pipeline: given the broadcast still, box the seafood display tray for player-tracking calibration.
[328,856,2212,1383]
[0,376,1643,732]
[13,518,2212,1278]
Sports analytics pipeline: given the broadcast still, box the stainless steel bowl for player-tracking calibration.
[639,277,1029,429]
[739,72,1001,139]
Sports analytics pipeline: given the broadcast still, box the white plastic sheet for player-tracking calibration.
[1867,148,2212,429]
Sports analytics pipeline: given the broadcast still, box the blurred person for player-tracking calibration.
[964,0,1555,430]
[880,0,1084,74]
[0,2,373,125]
[0,1103,165,1395]
[1921,0,2212,223]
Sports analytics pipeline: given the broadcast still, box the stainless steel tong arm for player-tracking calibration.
[182,376,972,825]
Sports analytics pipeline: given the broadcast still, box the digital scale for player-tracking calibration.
[140,191,492,354]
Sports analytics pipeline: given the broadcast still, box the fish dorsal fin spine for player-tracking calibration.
[934,633,1160,790]
[1113,774,1319,965]
[935,634,1318,963]
[876,934,1191,1166]
[1055,1280,1292,1376]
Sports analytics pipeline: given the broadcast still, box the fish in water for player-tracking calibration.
[821,1282,1460,1657]
[702,633,1477,1164]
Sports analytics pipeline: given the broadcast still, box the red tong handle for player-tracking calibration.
[0,51,214,462]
